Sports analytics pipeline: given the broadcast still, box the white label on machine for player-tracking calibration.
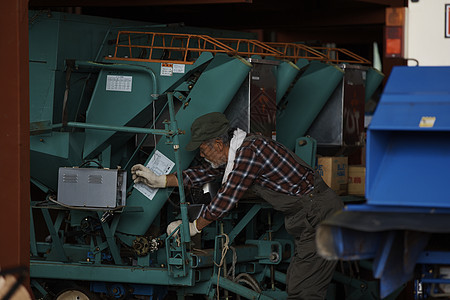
[106,75,132,92]
[160,63,173,76]
[446,4,450,38]
[134,150,175,200]
[419,116,436,128]
[173,64,185,73]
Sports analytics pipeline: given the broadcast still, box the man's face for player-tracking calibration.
[199,140,227,168]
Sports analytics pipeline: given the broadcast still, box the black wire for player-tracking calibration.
[78,160,104,168]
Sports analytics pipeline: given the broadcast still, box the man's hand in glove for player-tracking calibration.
[131,164,166,188]
[166,220,201,237]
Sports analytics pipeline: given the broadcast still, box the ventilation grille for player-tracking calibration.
[88,175,103,184]
[62,174,78,183]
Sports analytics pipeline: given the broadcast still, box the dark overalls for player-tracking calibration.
[248,138,343,299]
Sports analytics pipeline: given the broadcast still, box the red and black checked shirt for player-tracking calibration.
[181,135,315,221]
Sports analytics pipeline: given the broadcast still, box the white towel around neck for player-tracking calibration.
[222,128,247,184]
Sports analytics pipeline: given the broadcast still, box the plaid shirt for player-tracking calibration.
[181,135,315,221]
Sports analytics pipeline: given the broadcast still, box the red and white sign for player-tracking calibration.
[446,4,450,38]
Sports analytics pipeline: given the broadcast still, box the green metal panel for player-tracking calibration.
[29,11,149,69]
[116,54,252,238]
[294,136,317,168]
[52,69,95,125]
[274,59,309,105]
[277,61,344,150]
[29,11,60,70]
[28,11,159,191]
[28,11,149,125]
[30,132,84,191]
[82,67,158,159]
[275,61,300,104]
[209,275,276,300]
[295,58,310,70]
[30,261,194,286]
[82,54,213,159]
[29,63,55,123]
[365,67,385,102]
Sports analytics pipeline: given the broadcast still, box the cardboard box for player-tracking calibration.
[316,156,348,195]
[348,165,365,196]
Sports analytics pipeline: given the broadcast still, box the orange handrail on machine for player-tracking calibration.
[213,38,284,57]
[104,31,237,64]
[104,30,371,65]
[310,46,371,65]
[265,42,328,62]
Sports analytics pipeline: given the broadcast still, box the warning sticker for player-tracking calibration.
[419,116,436,128]
[161,63,173,76]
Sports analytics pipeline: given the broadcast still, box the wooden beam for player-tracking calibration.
[276,25,383,44]
[184,7,385,30]
[0,0,30,271]
[352,0,405,7]
[29,0,251,7]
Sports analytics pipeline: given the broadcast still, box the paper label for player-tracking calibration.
[160,63,173,76]
[446,4,450,38]
[134,150,175,200]
[173,64,185,73]
[106,75,132,92]
[419,116,436,128]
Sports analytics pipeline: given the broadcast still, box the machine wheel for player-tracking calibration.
[55,287,98,300]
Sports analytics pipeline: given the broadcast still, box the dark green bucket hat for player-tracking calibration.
[186,112,230,151]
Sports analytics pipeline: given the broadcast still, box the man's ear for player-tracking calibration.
[214,139,224,151]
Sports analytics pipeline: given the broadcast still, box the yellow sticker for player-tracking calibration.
[419,116,436,128]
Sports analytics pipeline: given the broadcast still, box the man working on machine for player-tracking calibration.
[131,112,343,299]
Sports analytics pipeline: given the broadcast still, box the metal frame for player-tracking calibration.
[105,31,235,64]
[104,30,372,66]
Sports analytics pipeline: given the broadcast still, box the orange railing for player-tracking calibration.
[265,42,328,61]
[105,30,371,65]
[105,31,236,64]
[214,38,284,57]
[310,47,371,65]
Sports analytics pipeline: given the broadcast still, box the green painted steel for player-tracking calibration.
[277,61,344,150]
[191,245,259,268]
[295,58,310,69]
[30,132,84,191]
[28,11,149,126]
[30,261,194,286]
[227,205,262,244]
[81,56,213,159]
[28,10,379,300]
[246,240,283,264]
[263,267,287,284]
[210,275,276,300]
[28,10,249,191]
[365,67,385,102]
[295,136,317,168]
[275,59,309,104]
[28,11,150,192]
[29,63,56,124]
[61,121,173,135]
[116,54,252,238]
[275,61,300,104]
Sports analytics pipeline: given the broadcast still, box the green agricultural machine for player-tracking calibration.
[28,10,384,299]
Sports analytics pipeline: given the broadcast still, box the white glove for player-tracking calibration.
[131,164,166,188]
[166,220,201,237]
